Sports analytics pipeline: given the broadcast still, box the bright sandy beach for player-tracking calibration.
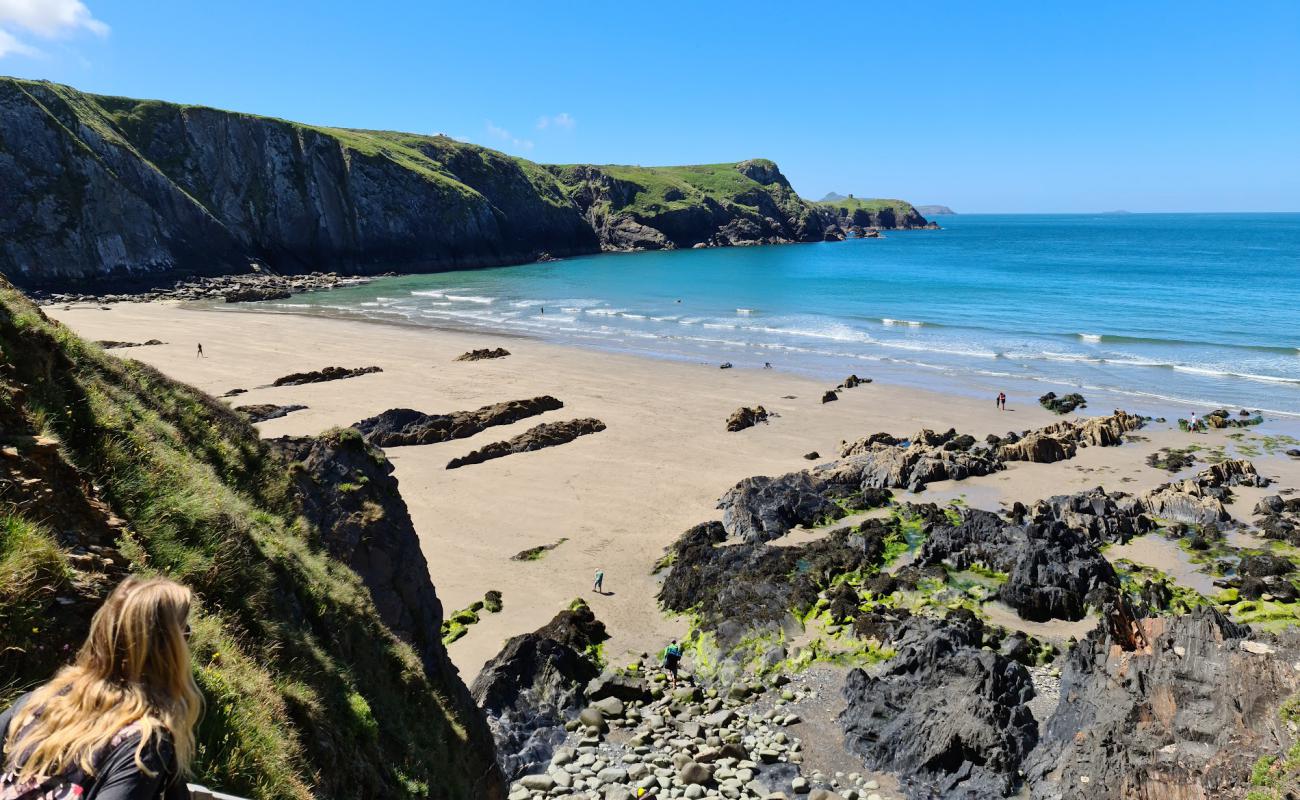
[46,301,1300,679]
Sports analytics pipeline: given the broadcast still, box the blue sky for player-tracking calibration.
[2,0,1297,212]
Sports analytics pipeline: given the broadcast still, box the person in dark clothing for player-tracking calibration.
[0,577,201,800]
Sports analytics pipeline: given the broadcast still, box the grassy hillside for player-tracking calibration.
[552,160,787,217]
[814,196,922,216]
[0,278,501,799]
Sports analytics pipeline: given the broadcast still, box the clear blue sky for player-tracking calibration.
[2,0,1297,212]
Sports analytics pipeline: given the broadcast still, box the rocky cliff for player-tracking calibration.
[0,276,504,799]
[814,196,933,231]
[0,78,930,291]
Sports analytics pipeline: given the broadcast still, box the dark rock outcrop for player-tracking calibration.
[354,396,563,447]
[223,286,291,303]
[471,600,609,778]
[839,613,1037,798]
[271,365,382,386]
[445,418,606,469]
[717,472,844,542]
[918,508,1119,622]
[821,429,1003,494]
[1039,391,1087,414]
[726,405,769,432]
[455,347,511,361]
[658,520,889,659]
[1025,608,1300,799]
[269,430,447,676]
[234,403,307,423]
[821,390,838,403]
[97,338,163,349]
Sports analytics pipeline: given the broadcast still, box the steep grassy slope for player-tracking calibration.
[0,77,930,290]
[0,278,503,800]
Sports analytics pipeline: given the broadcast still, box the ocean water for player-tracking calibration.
[250,213,1300,417]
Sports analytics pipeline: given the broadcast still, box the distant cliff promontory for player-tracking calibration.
[1,78,935,290]
[916,204,956,216]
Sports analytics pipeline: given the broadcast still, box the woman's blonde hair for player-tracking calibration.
[4,576,203,782]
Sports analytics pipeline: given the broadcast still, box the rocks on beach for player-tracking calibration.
[1038,391,1087,415]
[35,271,372,306]
[97,338,164,349]
[234,403,307,423]
[456,347,512,361]
[354,396,564,447]
[446,418,607,469]
[271,365,382,387]
[727,406,769,432]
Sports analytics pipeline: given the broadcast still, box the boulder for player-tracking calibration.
[726,405,769,432]
[471,600,610,777]
[717,471,843,543]
[1039,391,1086,414]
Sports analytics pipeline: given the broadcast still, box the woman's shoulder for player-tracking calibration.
[98,723,179,781]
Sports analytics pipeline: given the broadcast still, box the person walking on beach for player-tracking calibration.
[662,639,683,688]
[0,576,201,800]
[196,342,204,358]
[997,392,1006,410]
[1189,412,1199,432]
[593,568,604,594]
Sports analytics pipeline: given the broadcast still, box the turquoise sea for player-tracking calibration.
[252,213,1300,418]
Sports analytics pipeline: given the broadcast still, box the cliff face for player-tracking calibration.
[0,277,504,799]
[0,78,930,291]
[549,159,833,250]
[1,77,597,288]
[814,197,933,230]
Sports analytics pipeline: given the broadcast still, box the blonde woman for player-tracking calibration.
[0,576,203,800]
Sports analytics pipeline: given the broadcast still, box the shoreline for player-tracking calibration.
[209,294,1300,430]
[44,300,1300,679]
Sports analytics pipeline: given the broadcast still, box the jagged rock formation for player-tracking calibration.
[97,338,163,348]
[1,78,931,290]
[354,395,563,446]
[1025,608,1300,799]
[445,418,606,469]
[918,508,1119,622]
[839,612,1037,798]
[658,520,889,657]
[1140,459,1267,525]
[472,600,609,778]
[455,347,511,361]
[271,365,382,386]
[725,405,768,432]
[717,472,844,542]
[998,411,1145,463]
[234,403,306,423]
[823,428,1003,494]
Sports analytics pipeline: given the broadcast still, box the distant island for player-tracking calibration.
[916,204,956,216]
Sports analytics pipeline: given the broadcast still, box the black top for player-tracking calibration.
[0,693,189,800]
